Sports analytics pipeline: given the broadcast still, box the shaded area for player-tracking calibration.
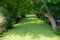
[0,17,60,40]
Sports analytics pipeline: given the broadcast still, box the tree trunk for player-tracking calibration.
[44,13,57,29]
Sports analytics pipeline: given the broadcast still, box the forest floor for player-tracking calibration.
[0,17,60,40]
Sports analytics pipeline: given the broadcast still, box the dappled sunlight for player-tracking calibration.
[14,17,44,26]
[1,33,60,40]
[0,17,60,40]
[14,20,44,26]
[27,17,38,19]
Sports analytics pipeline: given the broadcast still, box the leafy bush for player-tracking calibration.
[0,0,60,33]
[0,0,33,29]
[33,0,60,24]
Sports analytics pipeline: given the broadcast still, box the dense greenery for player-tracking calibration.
[33,0,60,23]
[0,0,60,34]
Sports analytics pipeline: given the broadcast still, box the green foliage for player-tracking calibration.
[0,0,60,31]
[0,0,19,29]
[33,0,60,24]
[0,0,34,29]
[47,3,60,20]
[53,26,60,35]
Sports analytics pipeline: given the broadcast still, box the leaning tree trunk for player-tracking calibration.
[41,0,57,29]
[44,13,57,29]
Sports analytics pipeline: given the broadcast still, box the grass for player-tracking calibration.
[0,17,60,40]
